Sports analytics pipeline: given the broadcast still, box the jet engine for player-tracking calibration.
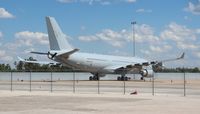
[140,69,154,78]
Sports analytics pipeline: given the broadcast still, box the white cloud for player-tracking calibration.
[149,45,171,53]
[149,45,163,53]
[96,29,125,47]
[140,49,150,55]
[195,52,200,58]
[0,50,13,62]
[125,0,136,3]
[136,9,152,13]
[79,35,98,42]
[57,0,136,5]
[2,31,48,62]
[100,1,110,5]
[79,29,127,47]
[0,8,14,18]
[185,0,200,15]
[109,50,130,56]
[57,0,76,3]
[15,31,48,47]
[161,22,197,42]
[177,42,199,50]
[2,56,13,62]
[0,50,5,57]
[133,24,159,43]
[79,24,160,47]
[160,22,200,51]
[0,31,49,65]
[196,29,200,34]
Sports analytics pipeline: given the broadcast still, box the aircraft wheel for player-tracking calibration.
[121,76,125,81]
[125,77,128,81]
[140,77,144,80]
[93,76,99,81]
[89,76,93,80]
[117,76,121,81]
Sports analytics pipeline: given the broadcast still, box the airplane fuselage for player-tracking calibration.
[55,52,148,75]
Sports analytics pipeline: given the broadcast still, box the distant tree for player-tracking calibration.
[13,57,73,72]
[159,67,200,73]
[0,64,11,71]
[192,67,199,73]
[15,61,24,71]
[23,57,40,71]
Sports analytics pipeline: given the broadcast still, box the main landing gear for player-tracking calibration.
[89,76,99,80]
[89,73,100,81]
[117,76,129,81]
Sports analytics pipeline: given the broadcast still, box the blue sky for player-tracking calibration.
[0,0,200,68]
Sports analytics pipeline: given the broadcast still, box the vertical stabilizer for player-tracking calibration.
[46,16,73,50]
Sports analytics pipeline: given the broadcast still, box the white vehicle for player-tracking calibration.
[18,16,184,80]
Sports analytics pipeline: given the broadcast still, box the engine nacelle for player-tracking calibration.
[140,69,154,78]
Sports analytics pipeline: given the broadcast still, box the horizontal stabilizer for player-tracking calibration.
[30,51,48,55]
[17,56,59,65]
[57,48,79,57]
[17,56,25,62]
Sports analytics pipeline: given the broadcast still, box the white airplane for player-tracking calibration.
[18,16,184,81]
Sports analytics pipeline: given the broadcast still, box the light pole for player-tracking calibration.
[131,21,136,79]
[131,21,136,57]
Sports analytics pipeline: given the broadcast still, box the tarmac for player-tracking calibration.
[1,79,200,95]
[0,91,200,114]
[0,77,200,114]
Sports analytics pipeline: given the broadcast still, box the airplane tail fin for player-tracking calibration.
[46,16,73,50]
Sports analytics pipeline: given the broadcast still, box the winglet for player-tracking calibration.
[17,56,25,62]
[151,52,185,63]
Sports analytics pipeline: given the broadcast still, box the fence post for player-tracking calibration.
[184,72,186,96]
[98,76,100,94]
[51,71,53,92]
[123,80,125,95]
[152,72,155,96]
[73,71,75,93]
[10,72,13,91]
[30,71,32,92]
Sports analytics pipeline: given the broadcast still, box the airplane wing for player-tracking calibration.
[104,65,125,71]
[105,52,185,72]
[127,52,184,68]
[159,52,185,63]
[17,56,60,65]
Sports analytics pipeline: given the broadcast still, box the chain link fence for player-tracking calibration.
[0,72,200,96]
